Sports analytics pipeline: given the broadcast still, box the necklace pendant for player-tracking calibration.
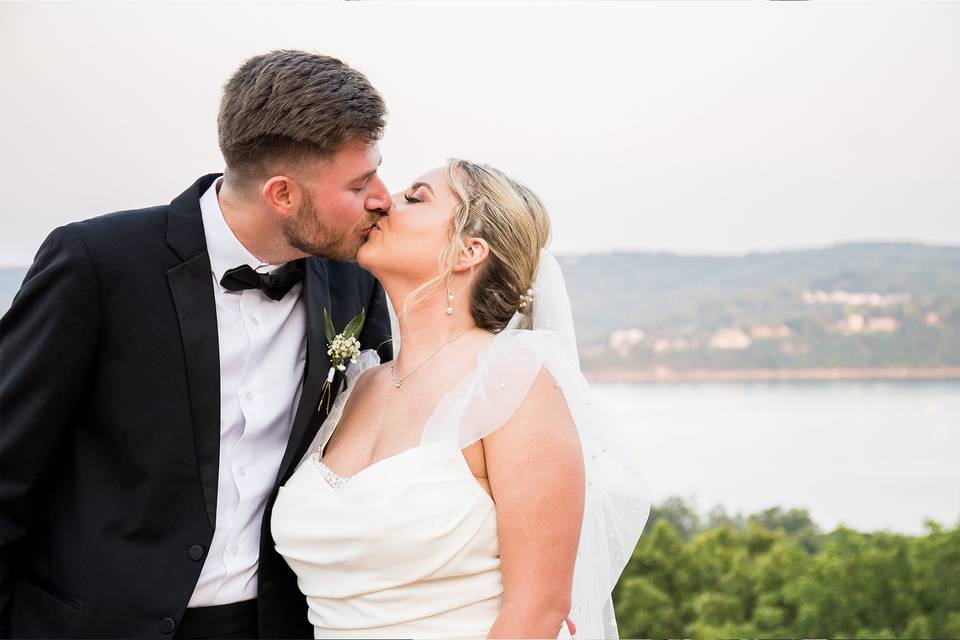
[388,328,470,391]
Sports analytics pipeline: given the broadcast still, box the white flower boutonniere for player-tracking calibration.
[318,307,366,413]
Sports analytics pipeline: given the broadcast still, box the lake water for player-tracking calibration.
[594,380,960,535]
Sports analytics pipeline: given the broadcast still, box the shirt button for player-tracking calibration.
[159,617,176,634]
[250,316,259,325]
[188,544,205,561]
[232,545,240,555]
[244,391,253,401]
[238,466,247,477]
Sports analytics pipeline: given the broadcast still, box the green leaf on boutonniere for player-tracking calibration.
[323,307,336,343]
[342,307,366,339]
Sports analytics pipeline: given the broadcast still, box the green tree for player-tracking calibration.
[613,497,960,639]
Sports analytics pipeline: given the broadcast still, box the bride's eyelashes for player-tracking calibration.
[404,194,420,204]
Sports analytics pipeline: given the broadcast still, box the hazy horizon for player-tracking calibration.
[2,238,959,269]
[2,1,959,266]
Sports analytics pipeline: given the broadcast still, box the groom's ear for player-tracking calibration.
[262,176,300,216]
[452,237,489,273]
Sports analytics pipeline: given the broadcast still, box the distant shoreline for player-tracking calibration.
[583,366,960,383]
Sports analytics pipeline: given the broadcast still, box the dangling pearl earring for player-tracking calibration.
[446,285,454,315]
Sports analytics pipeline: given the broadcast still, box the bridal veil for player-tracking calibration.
[419,249,651,638]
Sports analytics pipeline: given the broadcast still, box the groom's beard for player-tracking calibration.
[283,193,367,262]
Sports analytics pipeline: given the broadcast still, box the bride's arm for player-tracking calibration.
[485,367,585,639]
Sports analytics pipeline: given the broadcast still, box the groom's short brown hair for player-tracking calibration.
[218,50,386,183]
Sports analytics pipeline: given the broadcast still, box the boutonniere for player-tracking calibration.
[318,307,366,413]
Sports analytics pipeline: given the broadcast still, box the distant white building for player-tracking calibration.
[609,328,645,357]
[837,313,866,334]
[802,289,911,307]
[866,316,899,333]
[709,328,752,350]
[652,338,692,353]
[836,313,899,334]
[750,324,792,339]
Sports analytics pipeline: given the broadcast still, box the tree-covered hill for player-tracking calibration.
[4,243,959,370]
[560,243,960,371]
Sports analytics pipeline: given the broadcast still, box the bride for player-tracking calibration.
[271,159,649,639]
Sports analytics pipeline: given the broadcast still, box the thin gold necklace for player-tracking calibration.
[389,329,472,389]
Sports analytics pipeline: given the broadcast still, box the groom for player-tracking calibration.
[0,51,393,638]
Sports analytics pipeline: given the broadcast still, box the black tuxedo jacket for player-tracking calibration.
[0,174,393,638]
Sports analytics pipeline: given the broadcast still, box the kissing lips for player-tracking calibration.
[361,223,380,240]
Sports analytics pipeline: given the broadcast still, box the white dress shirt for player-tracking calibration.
[188,178,307,607]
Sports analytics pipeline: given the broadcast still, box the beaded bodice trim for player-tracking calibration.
[311,453,352,491]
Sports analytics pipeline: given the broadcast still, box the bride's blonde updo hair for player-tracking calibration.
[403,158,552,333]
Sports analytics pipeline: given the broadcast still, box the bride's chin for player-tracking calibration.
[356,240,378,272]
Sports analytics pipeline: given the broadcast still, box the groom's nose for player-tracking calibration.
[365,175,393,215]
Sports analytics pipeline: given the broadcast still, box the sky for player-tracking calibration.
[1,1,958,266]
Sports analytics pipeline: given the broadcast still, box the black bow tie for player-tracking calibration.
[219,260,305,301]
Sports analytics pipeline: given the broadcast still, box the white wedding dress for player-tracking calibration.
[272,409,503,638]
[272,253,650,639]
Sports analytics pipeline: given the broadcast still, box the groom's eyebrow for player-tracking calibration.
[352,156,383,183]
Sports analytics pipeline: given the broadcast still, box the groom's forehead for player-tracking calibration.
[322,140,381,179]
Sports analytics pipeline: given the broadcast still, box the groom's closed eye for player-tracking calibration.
[349,156,383,191]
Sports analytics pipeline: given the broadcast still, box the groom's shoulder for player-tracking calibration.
[60,204,170,257]
[61,174,216,251]
[70,204,169,237]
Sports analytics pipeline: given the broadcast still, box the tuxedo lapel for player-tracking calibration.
[166,174,222,530]
[275,258,333,485]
